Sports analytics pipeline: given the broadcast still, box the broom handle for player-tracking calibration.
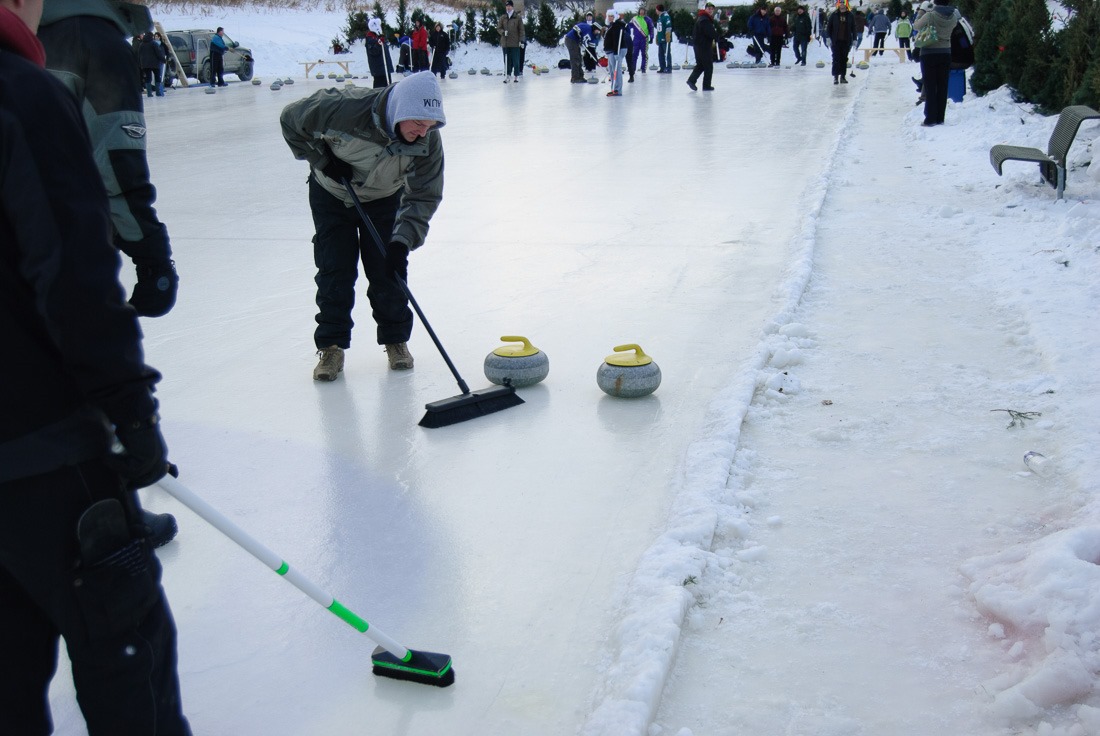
[341,179,470,395]
[156,474,411,661]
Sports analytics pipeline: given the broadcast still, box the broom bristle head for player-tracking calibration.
[371,646,455,687]
[419,385,524,428]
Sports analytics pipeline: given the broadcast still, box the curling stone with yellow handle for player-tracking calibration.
[483,336,549,388]
[596,344,661,398]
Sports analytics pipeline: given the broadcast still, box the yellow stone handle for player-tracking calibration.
[493,336,540,358]
[606,344,653,366]
[613,344,648,359]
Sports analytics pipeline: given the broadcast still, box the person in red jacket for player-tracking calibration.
[411,18,429,72]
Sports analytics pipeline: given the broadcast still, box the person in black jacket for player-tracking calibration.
[139,30,166,97]
[827,0,854,84]
[0,1,191,733]
[38,0,179,321]
[686,1,717,91]
[365,16,393,88]
[429,20,450,80]
[39,0,180,546]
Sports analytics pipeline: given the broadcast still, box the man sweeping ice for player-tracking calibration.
[280,71,446,381]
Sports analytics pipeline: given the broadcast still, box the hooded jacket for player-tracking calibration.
[280,74,445,251]
[1,6,160,482]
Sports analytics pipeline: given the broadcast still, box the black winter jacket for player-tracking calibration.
[604,19,630,53]
[38,0,173,265]
[692,11,717,52]
[1,20,160,483]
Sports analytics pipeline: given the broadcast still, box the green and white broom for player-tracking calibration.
[156,474,454,687]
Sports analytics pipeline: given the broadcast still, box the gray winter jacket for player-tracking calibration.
[280,85,444,251]
[914,5,958,54]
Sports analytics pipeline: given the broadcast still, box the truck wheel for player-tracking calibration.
[199,60,211,84]
[237,60,254,82]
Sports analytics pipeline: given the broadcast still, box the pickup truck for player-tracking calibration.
[165,29,254,85]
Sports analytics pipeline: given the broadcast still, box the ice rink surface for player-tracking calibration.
[46,65,854,735]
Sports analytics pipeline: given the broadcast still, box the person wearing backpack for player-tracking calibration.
[895,10,914,60]
[913,0,959,126]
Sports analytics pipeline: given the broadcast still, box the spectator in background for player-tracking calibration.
[828,0,853,83]
[816,6,830,47]
[411,18,429,72]
[429,20,450,81]
[791,5,812,66]
[0,0,190,732]
[656,4,672,73]
[626,10,653,82]
[747,5,770,63]
[869,7,891,55]
[604,9,629,96]
[895,9,914,60]
[139,30,165,97]
[686,1,717,91]
[768,5,788,66]
[365,17,392,87]
[913,0,959,126]
[209,26,230,86]
[853,8,866,47]
[497,0,524,82]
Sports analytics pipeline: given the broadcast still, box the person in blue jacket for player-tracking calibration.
[747,5,770,63]
[563,17,601,83]
[0,1,190,732]
[209,26,231,86]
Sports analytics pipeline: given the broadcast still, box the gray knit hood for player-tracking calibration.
[385,71,446,136]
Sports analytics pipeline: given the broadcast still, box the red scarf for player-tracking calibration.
[0,6,46,67]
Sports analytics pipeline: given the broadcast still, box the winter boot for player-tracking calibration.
[385,342,414,370]
[313,345,344,381]
[833,75,839,84]
[840,75,848,84]
[145,82,154,97]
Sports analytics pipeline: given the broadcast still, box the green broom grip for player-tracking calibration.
[156,475,411,661]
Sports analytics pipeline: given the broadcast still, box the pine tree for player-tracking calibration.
[479,7,501,45]
[535,1,560,47]
[464,7,478,43]
[1058,0,1099,108]
[970,0,1008,94]
[998,0,1052,100]
[344,10,367,44]
[396,0,409,35]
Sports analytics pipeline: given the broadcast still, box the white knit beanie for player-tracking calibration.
[385,71,447,132]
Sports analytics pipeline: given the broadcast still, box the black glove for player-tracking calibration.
[129,257,178,317]
[106,412,169,490]
[320,148,353,183]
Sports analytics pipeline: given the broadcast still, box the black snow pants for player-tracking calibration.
[831,39,851,78]
[0,460,190,736]
[309,175,412,350]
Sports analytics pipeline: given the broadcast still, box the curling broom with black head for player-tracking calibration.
[157,473,454,686]
[340,178,523,428]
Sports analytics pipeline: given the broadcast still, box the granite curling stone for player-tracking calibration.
[597,344,661,398]
[484,336,549,388]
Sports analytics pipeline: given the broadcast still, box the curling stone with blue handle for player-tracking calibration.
[597,344,661,398]
[484,336,549,388]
